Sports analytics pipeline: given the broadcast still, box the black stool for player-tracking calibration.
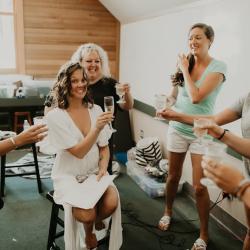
[13,111,32,133]
[46,191,110,250]
[0,112,12,131]
[0,143,42,197]
[46,191,64,250]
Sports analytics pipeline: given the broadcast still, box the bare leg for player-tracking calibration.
[72,207,98,249]
[96,186,118,224]
[191,153,209,243]
[243,205,250,250]
[165,151,186,215]
[158,151,186,231]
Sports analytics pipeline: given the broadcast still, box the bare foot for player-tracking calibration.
[95,221,105,231]
[85,233,97,249]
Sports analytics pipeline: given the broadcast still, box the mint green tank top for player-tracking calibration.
[170,59,227,138]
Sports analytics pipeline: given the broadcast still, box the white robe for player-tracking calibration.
[46,104,122,250]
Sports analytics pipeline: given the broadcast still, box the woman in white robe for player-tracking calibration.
[46,61,122,250]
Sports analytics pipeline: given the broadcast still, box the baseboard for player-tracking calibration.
[182,182,247,242]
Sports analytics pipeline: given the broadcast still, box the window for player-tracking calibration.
[0,0,16,70]
[0,0,24,73]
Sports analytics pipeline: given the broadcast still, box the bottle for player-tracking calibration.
[23,120,30,131]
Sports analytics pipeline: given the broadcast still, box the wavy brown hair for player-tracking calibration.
[54,61,93,109]
[171,23,214,87]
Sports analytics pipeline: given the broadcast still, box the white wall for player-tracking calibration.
[121,0,250,134]
[122,0,249,226]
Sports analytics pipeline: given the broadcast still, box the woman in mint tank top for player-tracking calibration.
[158,23,227,250]
[159,93,250,250]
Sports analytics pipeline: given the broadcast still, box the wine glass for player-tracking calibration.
[200,141,226,187]
[193,118,211,145]
[33,116,47,146]
[115,84,126,104]
[104,96,117,133]
[154,94,167,120]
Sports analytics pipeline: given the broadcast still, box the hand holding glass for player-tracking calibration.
[200,141,226,187]
[33,116,46,126]
[104,96,117,133]
[154,94,167,120]
[33,116,47,146]
[193,118,211,144]
[115,84,126,104]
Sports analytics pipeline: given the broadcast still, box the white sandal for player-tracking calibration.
[191,238,207,250]
[158,215,171,231]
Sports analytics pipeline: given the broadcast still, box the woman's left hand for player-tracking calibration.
[96,168,107,181]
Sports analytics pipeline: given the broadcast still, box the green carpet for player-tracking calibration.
[0,151,243,250]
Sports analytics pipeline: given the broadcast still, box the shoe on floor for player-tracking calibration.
[191,238,207,250]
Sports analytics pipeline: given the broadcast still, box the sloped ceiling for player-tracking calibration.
[99,0,205,24]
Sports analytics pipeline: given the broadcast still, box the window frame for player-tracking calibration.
[0,0,25,74]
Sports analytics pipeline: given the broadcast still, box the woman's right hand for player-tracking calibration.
[15,124,48,147]
[95,112,113,131]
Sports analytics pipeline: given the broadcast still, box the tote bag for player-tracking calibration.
[135,137,162,167]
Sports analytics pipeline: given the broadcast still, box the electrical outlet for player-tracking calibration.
[139,129,144,139]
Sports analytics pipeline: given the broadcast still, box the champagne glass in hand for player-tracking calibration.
[115,84,126,104]
[104,96,117,133]
[193,118,211,145]
[200,141,226,187]
[154,94,167,120]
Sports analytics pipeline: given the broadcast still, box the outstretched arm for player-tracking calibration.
[0,124,47,156]
[159,107,239,127]
[201,121,250,159]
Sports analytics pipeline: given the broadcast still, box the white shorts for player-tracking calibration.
[167,127,205,154]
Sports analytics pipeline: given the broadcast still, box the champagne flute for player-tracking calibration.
[193,118,211,145]
[200,141,226,187]
[104,96,117,133]
[115,84,126,104]
[154,94,167,120]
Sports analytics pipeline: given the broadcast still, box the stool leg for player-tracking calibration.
[31,144,42,193]
[27,114,32,126]
[14,114,18,133]
[1,155,6,197]
[47,203,60,250]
